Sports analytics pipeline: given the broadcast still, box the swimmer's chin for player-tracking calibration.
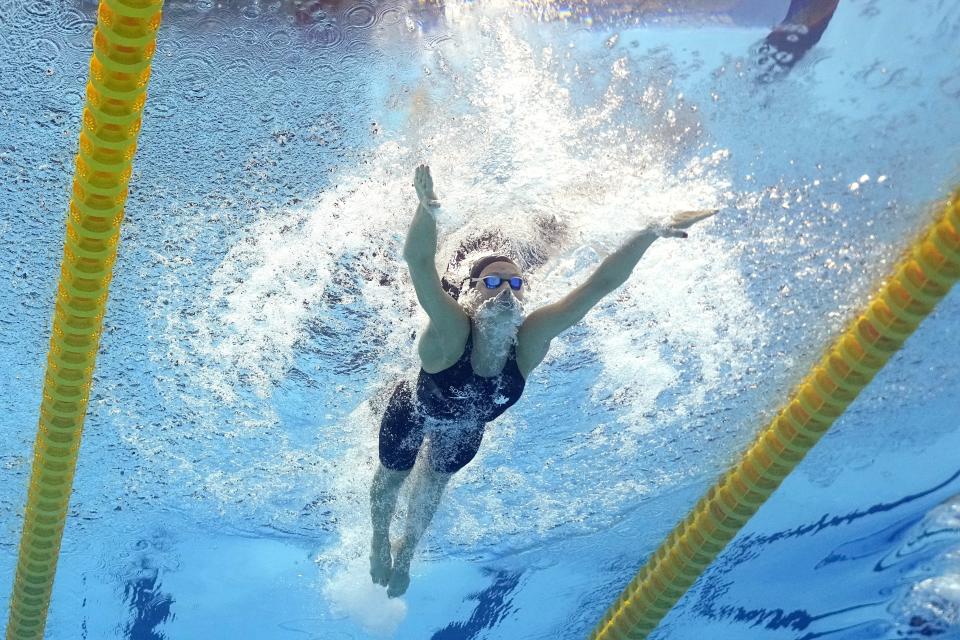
[472,297,524,321]
[460,290,525,319]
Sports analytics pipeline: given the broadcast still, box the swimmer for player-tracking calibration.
[756,0,841,82]
[369,163,717,597]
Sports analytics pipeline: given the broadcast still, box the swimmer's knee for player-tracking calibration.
[425,466,456,485]
[429,455,475,476]
[384,463,413,476]
[374,463,412,488]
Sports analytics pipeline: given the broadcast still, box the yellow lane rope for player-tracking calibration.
[5,1,163,638]
[590,191,960,640]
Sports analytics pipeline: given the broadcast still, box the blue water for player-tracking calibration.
[1,0,959,638]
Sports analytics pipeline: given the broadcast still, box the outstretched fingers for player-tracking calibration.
[413,164,439,209]
[667,208,719,232]
[674,208,718,227]
[413,164,426,190]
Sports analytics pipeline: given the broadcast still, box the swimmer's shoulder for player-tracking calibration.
[515,321,552,380]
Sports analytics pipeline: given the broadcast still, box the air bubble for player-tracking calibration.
[55,7,93,36]
[345,5,376,29]
[267,29,294,51]
[175,52,216,102]
[24,0,52,17]
[305,23,344,49]
[30,37,61,64]
[377,7,402,26]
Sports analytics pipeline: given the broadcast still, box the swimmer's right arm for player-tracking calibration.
[403,202,439,263]
[403,165,469,343]
[403,164,441,263]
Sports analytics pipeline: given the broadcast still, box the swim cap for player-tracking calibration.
[468,254,519,282]
[440,253,519,301]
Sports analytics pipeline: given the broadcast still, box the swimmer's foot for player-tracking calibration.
[370,533,392,586]
[386,537,413,598]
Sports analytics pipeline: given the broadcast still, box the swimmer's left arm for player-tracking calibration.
[520,210,717,343]
[580,209,718,295]
[519,230,657,344]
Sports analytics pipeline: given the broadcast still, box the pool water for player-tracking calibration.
[1,0,959,638]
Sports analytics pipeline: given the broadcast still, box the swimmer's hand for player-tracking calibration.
[414,164,441,212]
[653,209,719,238]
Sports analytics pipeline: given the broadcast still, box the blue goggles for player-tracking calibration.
[467,275,524,290]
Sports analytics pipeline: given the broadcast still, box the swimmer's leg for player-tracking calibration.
[756,0,840,82]
[370,380,423,586]
[370,464,412,585]
[387,457,453,598]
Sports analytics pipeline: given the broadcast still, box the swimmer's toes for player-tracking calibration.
[372,565,391,586]
[386,567,410,598]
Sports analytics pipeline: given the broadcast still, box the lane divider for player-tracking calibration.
[590,192,960,639]
[5,2,163,638]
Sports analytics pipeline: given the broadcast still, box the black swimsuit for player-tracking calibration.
[378,331,527,473]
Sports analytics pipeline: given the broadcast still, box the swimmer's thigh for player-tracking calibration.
[378,381,425,471]
[428,422,486,474]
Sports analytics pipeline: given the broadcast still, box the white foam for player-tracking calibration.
[321,558,408,638]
